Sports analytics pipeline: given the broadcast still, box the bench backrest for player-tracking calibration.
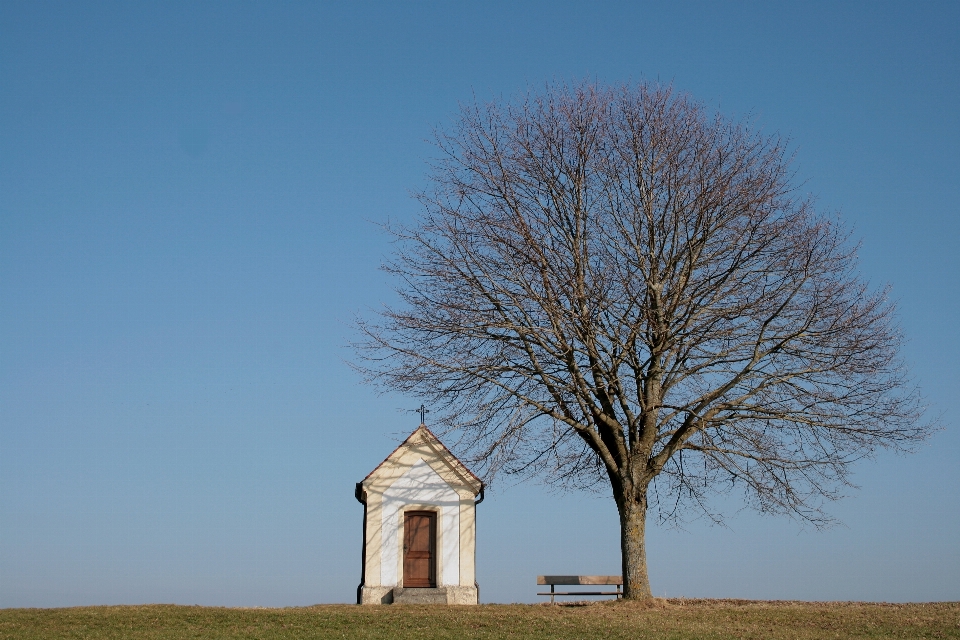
[537,575,622,586]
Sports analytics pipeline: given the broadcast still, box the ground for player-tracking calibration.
[2,600,958,639]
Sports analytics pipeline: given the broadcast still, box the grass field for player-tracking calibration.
[2,600,958,639]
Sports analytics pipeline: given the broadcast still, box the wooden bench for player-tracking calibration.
[537,576,623,603]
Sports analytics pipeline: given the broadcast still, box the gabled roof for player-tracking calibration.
[361,424,482,495]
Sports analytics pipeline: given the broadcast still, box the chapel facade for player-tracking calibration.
[355,424,484,605]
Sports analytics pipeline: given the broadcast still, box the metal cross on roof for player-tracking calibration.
[411,403,430,424]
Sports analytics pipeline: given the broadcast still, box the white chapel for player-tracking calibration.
[355,424,484,605]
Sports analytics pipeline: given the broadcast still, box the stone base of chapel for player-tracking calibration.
[359,585,478,605]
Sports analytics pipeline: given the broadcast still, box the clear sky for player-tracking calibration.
[1,1,958,607]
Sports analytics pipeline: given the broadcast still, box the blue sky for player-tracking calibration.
[1,1,958,606]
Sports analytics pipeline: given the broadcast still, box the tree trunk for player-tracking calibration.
[619,487,652,599]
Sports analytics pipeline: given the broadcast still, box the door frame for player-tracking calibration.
[401,509,438,588]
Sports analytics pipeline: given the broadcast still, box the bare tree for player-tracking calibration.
[356,81,928,599]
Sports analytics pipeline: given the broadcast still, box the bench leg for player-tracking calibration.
[551,584,555,604]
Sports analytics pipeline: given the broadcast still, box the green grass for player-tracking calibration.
[2,600,958,639]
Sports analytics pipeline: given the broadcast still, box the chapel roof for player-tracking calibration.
[361,424,482,494]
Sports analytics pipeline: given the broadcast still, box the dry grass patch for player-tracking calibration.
[1,600,958,639]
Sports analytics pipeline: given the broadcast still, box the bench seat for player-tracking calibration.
[537,575,622,602]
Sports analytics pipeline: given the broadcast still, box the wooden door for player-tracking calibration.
[403,511,436,588]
